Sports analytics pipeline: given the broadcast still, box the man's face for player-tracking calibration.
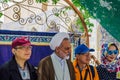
[57,39,71,59]
[77,52,91,64]
[12,46,32,61]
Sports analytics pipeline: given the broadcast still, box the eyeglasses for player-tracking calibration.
[107,50,118,55]
[15,46,32,50]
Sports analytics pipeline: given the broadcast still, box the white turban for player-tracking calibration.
[50,32,70,50]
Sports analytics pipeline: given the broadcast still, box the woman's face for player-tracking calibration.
[106,45,118,62]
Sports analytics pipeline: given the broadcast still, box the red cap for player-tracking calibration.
[12,36,31,48]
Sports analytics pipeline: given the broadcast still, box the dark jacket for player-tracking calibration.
[97,65,116,80]
[0,56,37,80]
[37,56,76,80]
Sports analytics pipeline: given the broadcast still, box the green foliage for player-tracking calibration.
[54,13,59,16]
[31,0,95,32]
[72,0,81,7]
[4,0,9,2]
[52,0,60,4]
[76,18,84,32]
[36,0,48,3]
[0,0,94,33]
[76,16,94,33]
[0,0,10,3]
[0,13,3,18]
[72,0,94,32]
[88,28,92,32]
[36,0,60,4]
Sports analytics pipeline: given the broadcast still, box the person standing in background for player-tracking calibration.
[73,44,99,80]
[37,32,76,80]
[97,43,120,80]
[0,36,37,80]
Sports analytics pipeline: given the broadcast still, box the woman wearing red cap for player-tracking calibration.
[0,36,37,80]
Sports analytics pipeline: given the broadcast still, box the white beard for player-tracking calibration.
[64,55,70,60]
[59,50,70,60]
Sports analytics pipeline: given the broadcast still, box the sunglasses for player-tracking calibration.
[107,50,118,55]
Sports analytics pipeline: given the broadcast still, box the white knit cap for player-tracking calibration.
[50,32,70,50]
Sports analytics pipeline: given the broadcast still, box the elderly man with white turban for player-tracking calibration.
[37,32,76,80]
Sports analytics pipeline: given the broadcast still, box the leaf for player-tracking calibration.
[89,23,94,27]
[36,0,48,3]
[54,13,59,16]
[3,0,10,2]
[88,28,92,32]
[0,13,3,18]
[79,25,84,32]
[52,0,60,4]
[72,0,81,7]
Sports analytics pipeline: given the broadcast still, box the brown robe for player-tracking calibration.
[37,56,76,80]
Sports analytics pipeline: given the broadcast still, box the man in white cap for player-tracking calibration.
[37,32,75,80]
